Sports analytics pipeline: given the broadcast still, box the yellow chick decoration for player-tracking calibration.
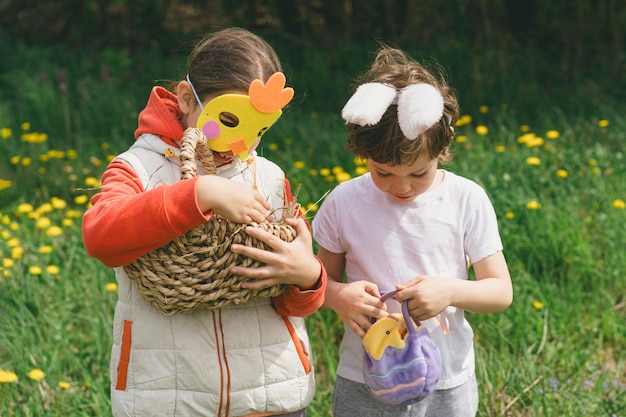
[196,72,294,161]
[363,313,408,361]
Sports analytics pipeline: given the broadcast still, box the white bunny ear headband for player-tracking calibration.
[341,82,451,140]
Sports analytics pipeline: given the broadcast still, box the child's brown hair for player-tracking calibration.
[346,45,459,166]
[185,27,283,98]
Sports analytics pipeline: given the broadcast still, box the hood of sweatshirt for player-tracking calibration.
[134,87,185,144]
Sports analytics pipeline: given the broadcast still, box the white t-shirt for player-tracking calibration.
[312,169,503,389]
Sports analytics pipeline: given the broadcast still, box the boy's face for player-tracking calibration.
[367,155,440,204]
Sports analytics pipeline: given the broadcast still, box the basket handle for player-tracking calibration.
[179,127,216,180]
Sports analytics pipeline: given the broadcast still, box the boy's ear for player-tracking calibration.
[177,81,196,115]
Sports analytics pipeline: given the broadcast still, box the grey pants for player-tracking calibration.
[332,375,478,417]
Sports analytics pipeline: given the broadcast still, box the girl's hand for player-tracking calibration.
[395,276,455,322]
[326,280,387,338]
[195,175,270,223]
[229,217,321,289]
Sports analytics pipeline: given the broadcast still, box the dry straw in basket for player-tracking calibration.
[124,128,297,315]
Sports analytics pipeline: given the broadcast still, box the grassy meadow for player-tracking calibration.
[0,32,625,416]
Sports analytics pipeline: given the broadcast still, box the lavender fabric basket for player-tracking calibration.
[362,290,442,406]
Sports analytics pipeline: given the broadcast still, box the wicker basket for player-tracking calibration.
[123,128,297,315]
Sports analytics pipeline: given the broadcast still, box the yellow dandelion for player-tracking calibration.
[306,202,319,213]
[455,115,472,126]
[21,157,32,166]
[592,167,600,175]
[525,137,544,148]
[90,156,102,167]
[36,217,52,230]
[598,119,609,128]
[46,226,63,237]
[101,142,109,150]
[285,138,294,145]
[9,222,18,231]
[58,381,71,389]
[10,155,20,165]
[21,122,31,131]
[46,265,60,275]
[3,258,15,268]
[74,195,89,205]
[355,166,369,176]
[28,369,45,381]
[495,145,506,153]
[546,130,560,139]
[0,370,18,383]
[556,169,568,178]
[588,158,597,166]
[84,177,100,188]
[37,203,53,214]
[62,218,73,227]
[478,105,488,113]
[526,156,541,166]
[7,237,20,247]
[336,172,352,183]
[613,199,625,209]
[0,230,10,239]
[293,161,306,169]
[11,246,23,259]
[308,169,318,176]
[51,197,67,210]
[65,209,82,218]
[0,179,11,191]
[0,215,9,225]
[475,125,489,136]
[354,157,367,165]
[67,149,78,159]
[517,133,536,144]
[505,211,515,219]
[1,127,12,139]
[29,265,43,275]
[319,168,331,177]
[519,125,530,132]
[106,282,118,292]
[332,166,344,174]
[526,200,541,210]
[268,143,278,151]
[39,245,53,254]
[456,135,467,143]
[533,300,544,310]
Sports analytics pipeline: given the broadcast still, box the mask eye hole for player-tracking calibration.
[257,127,268,137]
[219,112,239,128]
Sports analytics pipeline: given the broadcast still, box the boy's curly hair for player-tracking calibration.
[346,45,459,166]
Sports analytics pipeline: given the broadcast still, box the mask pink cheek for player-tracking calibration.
[202,121,221,139]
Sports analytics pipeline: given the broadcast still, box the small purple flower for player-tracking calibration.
[550,376,558,391]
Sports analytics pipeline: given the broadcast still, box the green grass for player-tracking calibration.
[0,34,625,416]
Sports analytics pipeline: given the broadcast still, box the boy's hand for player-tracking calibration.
[327,280,388,338]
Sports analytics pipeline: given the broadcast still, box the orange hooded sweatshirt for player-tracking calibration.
[82,86,325,317]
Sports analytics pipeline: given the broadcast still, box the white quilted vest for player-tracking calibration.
[109,134,315,417]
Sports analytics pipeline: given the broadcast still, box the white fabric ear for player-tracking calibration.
[397,84,444,139]
[341,83,397,126]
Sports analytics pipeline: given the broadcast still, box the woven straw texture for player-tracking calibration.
[124,128,296,315]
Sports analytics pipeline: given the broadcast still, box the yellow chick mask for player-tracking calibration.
[188,72,294,161]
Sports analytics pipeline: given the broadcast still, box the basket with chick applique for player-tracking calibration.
[362,290,442,405]
[123,128,296,315]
